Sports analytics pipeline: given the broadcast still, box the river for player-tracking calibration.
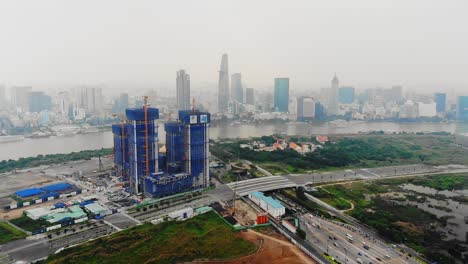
[1,121,467,161]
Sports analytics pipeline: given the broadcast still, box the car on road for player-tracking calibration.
[363,245,370,250]
[333,242,338,247]
[358,252,362,256]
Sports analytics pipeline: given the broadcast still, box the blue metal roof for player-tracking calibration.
[15,188,44,198]
[250,191,284,209]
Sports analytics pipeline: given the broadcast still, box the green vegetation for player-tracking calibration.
[281,188,337,220]
[408,174,468,191]
[0,148,113,173]
[314,174,468,264]
[211,134,468,173]
[10,215,51,232]
[0,222,27,244]
[46,211,257,264]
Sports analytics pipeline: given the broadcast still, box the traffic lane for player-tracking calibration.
[300,219,354,263]
[306,215,414,264]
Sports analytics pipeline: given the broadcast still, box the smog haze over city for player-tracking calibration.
[0,0,467,93]
[0,1,467,264]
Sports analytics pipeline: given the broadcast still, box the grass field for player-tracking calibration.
[45,211,257,264]
[0,222,27,244]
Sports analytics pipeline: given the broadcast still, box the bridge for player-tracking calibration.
[226,176,297,196]
[217,164,465,198]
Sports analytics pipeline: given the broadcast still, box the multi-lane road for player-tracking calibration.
[299,214,417,264]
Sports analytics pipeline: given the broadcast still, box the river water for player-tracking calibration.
[1,121,467,161]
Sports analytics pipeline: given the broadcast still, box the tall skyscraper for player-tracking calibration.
[28,91,52,113]
[327,74,339,115]
[76,87,103,114]
[11,86,32,111]
[230,73,243,103]
[434,93,447,113]
[338,86,355,104]
[457,96,468,122]
[274,78,289,112]
[217,54,229,112]
[246,88,254,105]
[176,70,191,110]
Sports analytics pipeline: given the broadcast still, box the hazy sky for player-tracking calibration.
[0,0,467,93]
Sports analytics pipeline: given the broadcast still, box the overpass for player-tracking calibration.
[221,164,466,197]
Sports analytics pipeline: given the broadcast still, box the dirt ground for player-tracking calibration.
[190,229,316,264]
[233,199,258,226]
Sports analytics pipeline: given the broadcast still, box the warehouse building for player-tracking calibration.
[248,191,286,218]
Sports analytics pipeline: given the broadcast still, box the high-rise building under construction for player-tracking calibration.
[112,103,211,198]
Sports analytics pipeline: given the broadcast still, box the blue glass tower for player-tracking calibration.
[338,87,355,104]
[274,78,289,112]
[458,96,468,122]
[434,93,446,113]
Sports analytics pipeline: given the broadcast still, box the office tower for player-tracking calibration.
[76,87,103,114]
[338,86,355,104]
[28,91,52,113]
[218,54,229,112]
[58,91,72,117]
[390,86,403,103]
[274,78,289,112]
[297,97,315,121]
[327,74,339,115]
[246,88,254,105]
[176,70,191,110]
[457,96,468,122]
[125,105,160,194]
[11,86,32,111]
[178,110,211,188]
[315,102,326,121]
[231,73,243,103]
[434,93,447,113]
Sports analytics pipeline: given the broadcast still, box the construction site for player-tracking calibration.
[112,98,211,199]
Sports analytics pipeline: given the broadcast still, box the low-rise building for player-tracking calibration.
[248,191,285,218]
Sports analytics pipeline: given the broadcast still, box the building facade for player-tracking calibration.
[125,107,160,194]
[297,97,315,121]
[245,88,254,105]
[176,70,191,110]
[230,73,243,103]
[327,74,339,115]
[338,86,355,104]
[28,91,52,113]
[458,96,468,122]
[434,93,446,113]
[274,78,289,112]
[218,54,230,113]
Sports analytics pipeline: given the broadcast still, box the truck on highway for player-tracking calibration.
[346,233,354,243]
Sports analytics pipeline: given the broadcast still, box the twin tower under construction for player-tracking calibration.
[112,104,210,198]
